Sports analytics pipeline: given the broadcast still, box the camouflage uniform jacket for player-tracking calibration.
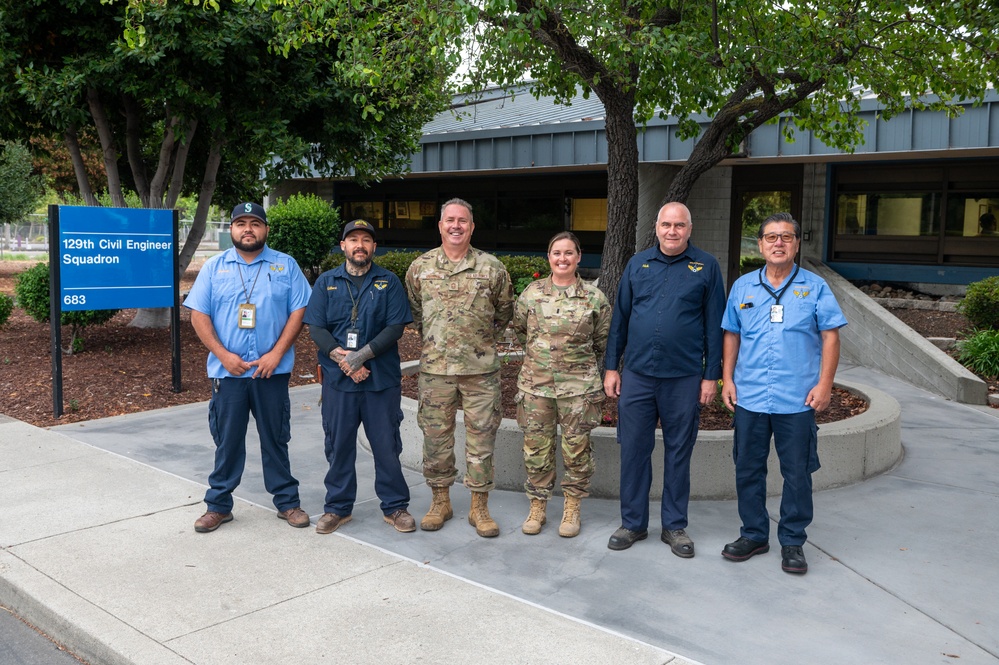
[512,275,611,398]
[405,246,515,376]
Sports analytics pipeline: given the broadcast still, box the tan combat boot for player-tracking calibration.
[468,491,500,538]
[420,486,453,531]
[521,498,547,535]
[558,495,582,538]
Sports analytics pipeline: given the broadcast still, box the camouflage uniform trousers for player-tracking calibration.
[418,370,501,491]
[516,390,604,500]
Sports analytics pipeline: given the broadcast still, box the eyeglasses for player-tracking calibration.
[761,232,798,244]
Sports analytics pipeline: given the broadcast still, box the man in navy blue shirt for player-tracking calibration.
[604,202,725,555]
[304,220,416,535]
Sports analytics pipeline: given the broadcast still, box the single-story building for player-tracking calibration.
[272,85,999,291]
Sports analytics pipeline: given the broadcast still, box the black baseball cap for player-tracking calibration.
[341,219,377,241]
[230,202,267,225]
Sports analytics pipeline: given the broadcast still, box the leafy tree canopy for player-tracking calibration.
[111,1,999,307]
[0,140,45,225]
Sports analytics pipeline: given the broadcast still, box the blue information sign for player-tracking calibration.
[58,206,175,311]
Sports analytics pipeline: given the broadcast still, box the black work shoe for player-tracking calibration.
[781,545,808,574]
[722,536,770,562]
[607,526,648,551]
[661,528,695,558]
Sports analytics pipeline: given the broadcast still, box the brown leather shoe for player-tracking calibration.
[384,509,416,533]
[277,507,311,528]
[194,511,233,533]
[315,512,351,534]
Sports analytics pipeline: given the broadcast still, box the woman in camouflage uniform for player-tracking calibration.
[512,232,611,537]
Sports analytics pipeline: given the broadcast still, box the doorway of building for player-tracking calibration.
[728,166,803,288]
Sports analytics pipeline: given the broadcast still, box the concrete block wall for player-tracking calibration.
[684,166,732,269]
[806,259,987,404]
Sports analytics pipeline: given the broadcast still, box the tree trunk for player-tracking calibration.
[148,114,179,205]
[597,93,639,313]
[123,95,150,208]
[643,121,740,248]
[86,88,125,208]
[63,126,97,207]
[165,119,198,209]
[178,137,223,277]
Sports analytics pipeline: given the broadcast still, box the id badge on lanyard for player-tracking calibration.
[238,303,256,329]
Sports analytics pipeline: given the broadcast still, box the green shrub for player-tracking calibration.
[497,254,549,285]
[957,276,999,330]
[957,328,999,379]
[13,262,118,354]
[0,293,13,327]
[266,194,341,283]
[318,250,422,284]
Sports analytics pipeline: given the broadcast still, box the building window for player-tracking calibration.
[347,201,384,228]
[830,160,999,267]
[836,193,939,236]
[570,198,608,231]
[946,195,999,237]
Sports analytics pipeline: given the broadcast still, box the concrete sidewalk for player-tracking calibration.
[2,362,998,664]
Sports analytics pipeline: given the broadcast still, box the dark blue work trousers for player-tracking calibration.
[617,370,702,532]
[320,381,410,517]
[732,406,820,546]
[205,374,300,514]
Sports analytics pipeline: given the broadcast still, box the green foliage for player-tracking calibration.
[62,190,144,209]
[496,255,549,286]
[957,276,999,331]
[0,140,44,225]
[0,293,14,327]
[265,194,341,283]
[12,263,118,354]
[373,251,423,284]
[957,329,999,379]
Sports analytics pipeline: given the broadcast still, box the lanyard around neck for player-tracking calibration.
[757,264,799,306]
[236,262,264,304]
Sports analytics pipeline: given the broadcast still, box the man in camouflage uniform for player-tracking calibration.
[512,231,611,537]
[405,198,515,537]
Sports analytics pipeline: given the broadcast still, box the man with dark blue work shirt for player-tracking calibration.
[721,212,846,575]
[186,202,313,533]
[304,219,416,535]
[604,202,725,555]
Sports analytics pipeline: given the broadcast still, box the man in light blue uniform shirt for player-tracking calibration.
[185,202,313,533]
[721,212,847,574]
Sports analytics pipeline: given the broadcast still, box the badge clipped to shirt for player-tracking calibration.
[238,303,256,329]
[345,327,361,350]
[770,304,784,324]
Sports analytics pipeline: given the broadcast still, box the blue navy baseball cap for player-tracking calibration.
[341,218,377,241]
[230,202,267,225]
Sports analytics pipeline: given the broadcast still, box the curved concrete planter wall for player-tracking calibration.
[372,361,902,501]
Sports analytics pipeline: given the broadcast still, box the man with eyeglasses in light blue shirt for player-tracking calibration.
[720,212,847,574]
